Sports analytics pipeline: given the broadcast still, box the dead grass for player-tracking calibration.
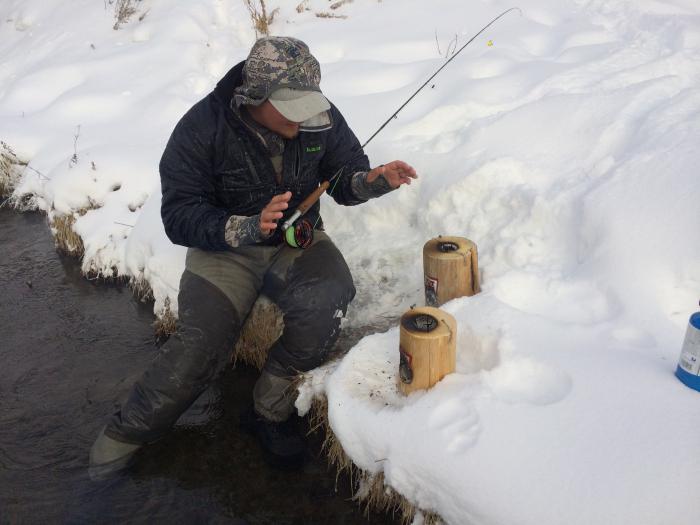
[1,141,25,199]
[244,0,279,37]
[330,0,354,9]
[129,275,154,303]
[232,295,283,369]
[51,212,87,258]
[315,12,348,19]
[111,0,142,30]
[308,395,443,525]
[154,296,178,339]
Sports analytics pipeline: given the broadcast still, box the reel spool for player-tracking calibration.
[284,218,314,249]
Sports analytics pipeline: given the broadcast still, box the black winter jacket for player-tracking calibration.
[159,61,370,251]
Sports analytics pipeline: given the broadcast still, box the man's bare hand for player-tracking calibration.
[260,191,291,235]
[367,160,418,189]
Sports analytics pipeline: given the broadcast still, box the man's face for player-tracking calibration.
[248,101,301,140]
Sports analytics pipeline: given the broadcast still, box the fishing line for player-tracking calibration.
[288,7,522,245]
[325,7,521,195]
[360,6,522,149]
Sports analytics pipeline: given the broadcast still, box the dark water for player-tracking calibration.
[0,208,394,525]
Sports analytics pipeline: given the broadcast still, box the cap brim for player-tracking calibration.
[269,91,331,123]
[299,110,332,132]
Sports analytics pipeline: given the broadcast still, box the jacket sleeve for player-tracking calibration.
[159,108,231,251]
[318,104,371,206]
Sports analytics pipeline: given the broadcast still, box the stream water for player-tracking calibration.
[0,208,395,525]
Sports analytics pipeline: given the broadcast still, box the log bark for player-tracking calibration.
[423,236,480,306]
[399,306,456,395]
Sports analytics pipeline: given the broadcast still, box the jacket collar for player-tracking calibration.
[213,61,245,107]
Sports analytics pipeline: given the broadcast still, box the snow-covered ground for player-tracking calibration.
[2,0,699,523]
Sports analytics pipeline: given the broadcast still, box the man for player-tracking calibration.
[90,36,417,475]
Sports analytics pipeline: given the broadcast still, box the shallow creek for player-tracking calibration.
[0,208,395,525]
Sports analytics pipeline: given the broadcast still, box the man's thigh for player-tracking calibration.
[185,245,277,316]
[262,230,351,300]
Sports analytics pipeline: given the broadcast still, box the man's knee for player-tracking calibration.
[265,240,356,375]
[268,278,352,375]
[281,239,356,315]
[296,273,355,316]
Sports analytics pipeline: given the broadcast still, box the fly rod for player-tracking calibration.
[281,6,522,235]
[360,6,521,149]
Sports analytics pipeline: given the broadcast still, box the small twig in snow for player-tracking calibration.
[330,0,353,9]
[446,34,459,58]
[69,125,81,168]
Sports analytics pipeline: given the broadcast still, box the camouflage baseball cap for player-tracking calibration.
[234,36,330,123]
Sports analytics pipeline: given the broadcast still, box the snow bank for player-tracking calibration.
[1,0,699,523]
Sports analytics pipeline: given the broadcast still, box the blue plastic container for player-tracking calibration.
[675,311,700,392]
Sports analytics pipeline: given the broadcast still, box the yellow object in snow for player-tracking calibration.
[487,40,494,46]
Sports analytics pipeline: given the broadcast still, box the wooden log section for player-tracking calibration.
[423,236,480,307]
[399,307,457,395]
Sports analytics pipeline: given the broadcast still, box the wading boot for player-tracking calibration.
[241,408,305,469]
[88,427,141,480]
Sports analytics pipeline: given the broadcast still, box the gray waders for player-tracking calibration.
[104,231,355,445]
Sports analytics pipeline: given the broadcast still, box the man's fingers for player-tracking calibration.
[262,210,284,219]
[388,160,418,178]
[270,191,292,203]
[391,160,411,171]
[265,201,289,213]
[261,211,282,230]
[260,192,292,233]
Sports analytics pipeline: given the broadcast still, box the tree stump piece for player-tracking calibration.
[423,236,480,306]
[399,306,457,395]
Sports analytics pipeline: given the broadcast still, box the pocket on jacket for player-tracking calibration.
[220,175,271,215]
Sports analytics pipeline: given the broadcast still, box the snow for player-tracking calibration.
[2,0,699,523]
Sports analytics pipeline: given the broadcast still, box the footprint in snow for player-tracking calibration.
[428,397,482,454]
[484,354,572,406]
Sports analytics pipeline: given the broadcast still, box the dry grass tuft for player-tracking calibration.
[330,0,354,9]
[308,395,444,525]
[244,0,279,37]
[112,0,142,30]
[154,296,178,339]
[1,141,26,199]
[51,213,86,257]
[129,275,155,303]
[232,295,283,369]
[315,12,348,19]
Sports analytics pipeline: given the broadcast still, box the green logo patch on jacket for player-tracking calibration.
[305,145,322,153]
